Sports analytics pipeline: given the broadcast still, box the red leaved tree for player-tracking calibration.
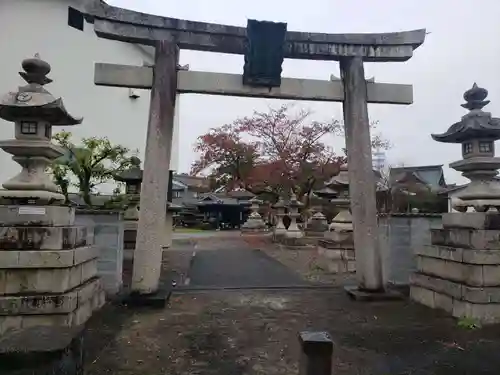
[191,105,390,202]
[191,125,259,191]
[233,105,345,200]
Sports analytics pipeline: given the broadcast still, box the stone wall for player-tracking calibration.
[74,210,124,296]
[411,213,500,324]
[378,213,442,287]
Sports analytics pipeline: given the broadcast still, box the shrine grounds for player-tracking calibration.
[84,235,500,375]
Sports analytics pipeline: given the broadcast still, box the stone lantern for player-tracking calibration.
[0,54,82,204]
[0,55,104,341]
[115,156,142,221]
[318,164,356,273]
[272,197,287,237]
[411,84,500,324]
[432,83,500,212]
[326,164,353,232]
[285,192,304,238]
[305,212,328,237]
[241,196,267,233]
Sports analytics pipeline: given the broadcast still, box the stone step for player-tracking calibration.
[0,258,98,295]
[0,226,88,250]
[411,272,500,303]
[0,246,98,269]
[0,280,105,335]
[431,228,500,250]
[410,283,500,325]
[416,245,500,265]
[416,254,500,287]
[0,277,102,316]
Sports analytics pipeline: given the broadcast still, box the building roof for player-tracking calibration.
[173,174,210,191]
[172,179,187,191]
[226,189,255,199]
[389,165,446,192]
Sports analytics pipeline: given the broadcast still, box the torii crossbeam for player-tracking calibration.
[70,0,426,298]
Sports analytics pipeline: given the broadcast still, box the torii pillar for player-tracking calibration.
[341,58,385,297]
[70,1,425,299]
[132,41,178,295]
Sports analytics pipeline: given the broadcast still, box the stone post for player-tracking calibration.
[132,41,178,296]
[411,84,500,324]
[0,55,104,356]
[164,203,182,248]
[285,193,304,238]
[340,57,383,294]
[298,331,333,375]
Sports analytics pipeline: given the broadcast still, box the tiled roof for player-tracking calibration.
[390,165,446,191]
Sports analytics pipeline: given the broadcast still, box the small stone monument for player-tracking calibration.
[0,55,104,362]
[411,84,500,324]
[115,156,142,221]
[164,202,183,248]
[272,197,287,239]
[305,211,329,237]
[115,157,142,259]
[318,164,355,273]
[284,192,304,238]
[241,196,267,233]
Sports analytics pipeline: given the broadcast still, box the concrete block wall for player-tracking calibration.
[74,210,124,296]
[378,213,442,286]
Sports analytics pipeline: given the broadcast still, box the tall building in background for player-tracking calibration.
[372,149,387,172]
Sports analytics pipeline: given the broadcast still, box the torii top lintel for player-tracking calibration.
[72,0,426,62]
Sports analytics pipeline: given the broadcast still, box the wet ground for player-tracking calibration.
[87,235,500,375]
[187,238,308,289]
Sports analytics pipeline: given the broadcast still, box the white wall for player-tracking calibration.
[0,0,179,193]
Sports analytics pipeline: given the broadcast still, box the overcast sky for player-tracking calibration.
[103,0,500,185]
[3,0,500,189]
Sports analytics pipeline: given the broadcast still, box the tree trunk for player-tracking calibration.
[61,183,70,205]
[79,177,92,206]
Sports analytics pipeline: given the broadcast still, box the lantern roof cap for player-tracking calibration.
[432,83,500,143]
[0,54,82,125]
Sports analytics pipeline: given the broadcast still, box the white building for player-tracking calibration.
[0,0,179,191]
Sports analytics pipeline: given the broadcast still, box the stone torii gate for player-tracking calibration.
[70,1,425,298]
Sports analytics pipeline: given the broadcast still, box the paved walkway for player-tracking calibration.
[186,247,309,288]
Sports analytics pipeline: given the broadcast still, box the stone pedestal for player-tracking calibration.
[284,193,304,239]
[0,206,105,335]
[163,211,174,248]
[305,212,328,238]
[318,198,355,274]
[411,212,500,324]
[0,55,103,364]
[412,84,500,321]
[272,198,287,240]
[318,229,356,275]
